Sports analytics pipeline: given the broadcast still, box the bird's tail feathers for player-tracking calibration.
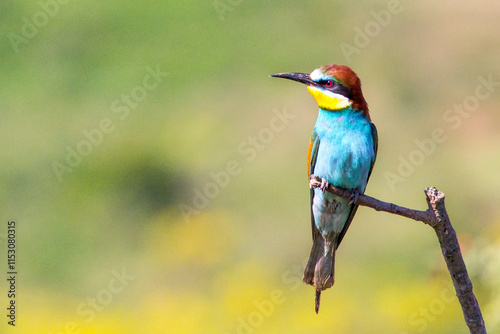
[303,233,324,286]
[303,237,337,313]
[313,241,335,291]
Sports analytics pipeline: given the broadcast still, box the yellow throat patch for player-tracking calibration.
[307,86,351,110]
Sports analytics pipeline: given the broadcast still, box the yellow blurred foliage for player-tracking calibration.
[146,209,236,267]
[377,281,462,332]
[215,260,273,317]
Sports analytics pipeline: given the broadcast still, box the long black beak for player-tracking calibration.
[269,72,317,87]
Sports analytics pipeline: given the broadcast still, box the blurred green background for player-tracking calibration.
[1,1,500,333]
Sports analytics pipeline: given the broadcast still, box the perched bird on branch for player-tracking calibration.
[270,64,378,313]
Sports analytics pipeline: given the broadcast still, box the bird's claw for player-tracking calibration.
[319,178,329,194]
[308,175,330,194]
[348,190,361,205]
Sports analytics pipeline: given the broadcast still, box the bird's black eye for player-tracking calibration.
[325,80,334,88]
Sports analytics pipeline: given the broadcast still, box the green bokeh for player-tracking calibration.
[1,0,500,333]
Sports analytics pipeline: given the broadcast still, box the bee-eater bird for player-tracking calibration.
[270,64,377,313]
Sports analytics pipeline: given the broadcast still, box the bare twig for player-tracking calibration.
[309,176,433,223]
[309,175,486,334]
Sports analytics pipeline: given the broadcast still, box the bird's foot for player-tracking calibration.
[348,189,361,205]
[319,177,329,194]
[309,175,319,189]
[309,175,330,194]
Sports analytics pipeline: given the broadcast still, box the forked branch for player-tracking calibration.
[309,175,486,334]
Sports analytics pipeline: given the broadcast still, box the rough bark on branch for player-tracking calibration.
[309,175,486,334]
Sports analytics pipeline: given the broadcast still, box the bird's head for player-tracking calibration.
[270,64,369,119]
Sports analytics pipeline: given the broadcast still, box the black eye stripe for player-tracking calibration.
[318,80,334,86]
[317,80,353,100]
